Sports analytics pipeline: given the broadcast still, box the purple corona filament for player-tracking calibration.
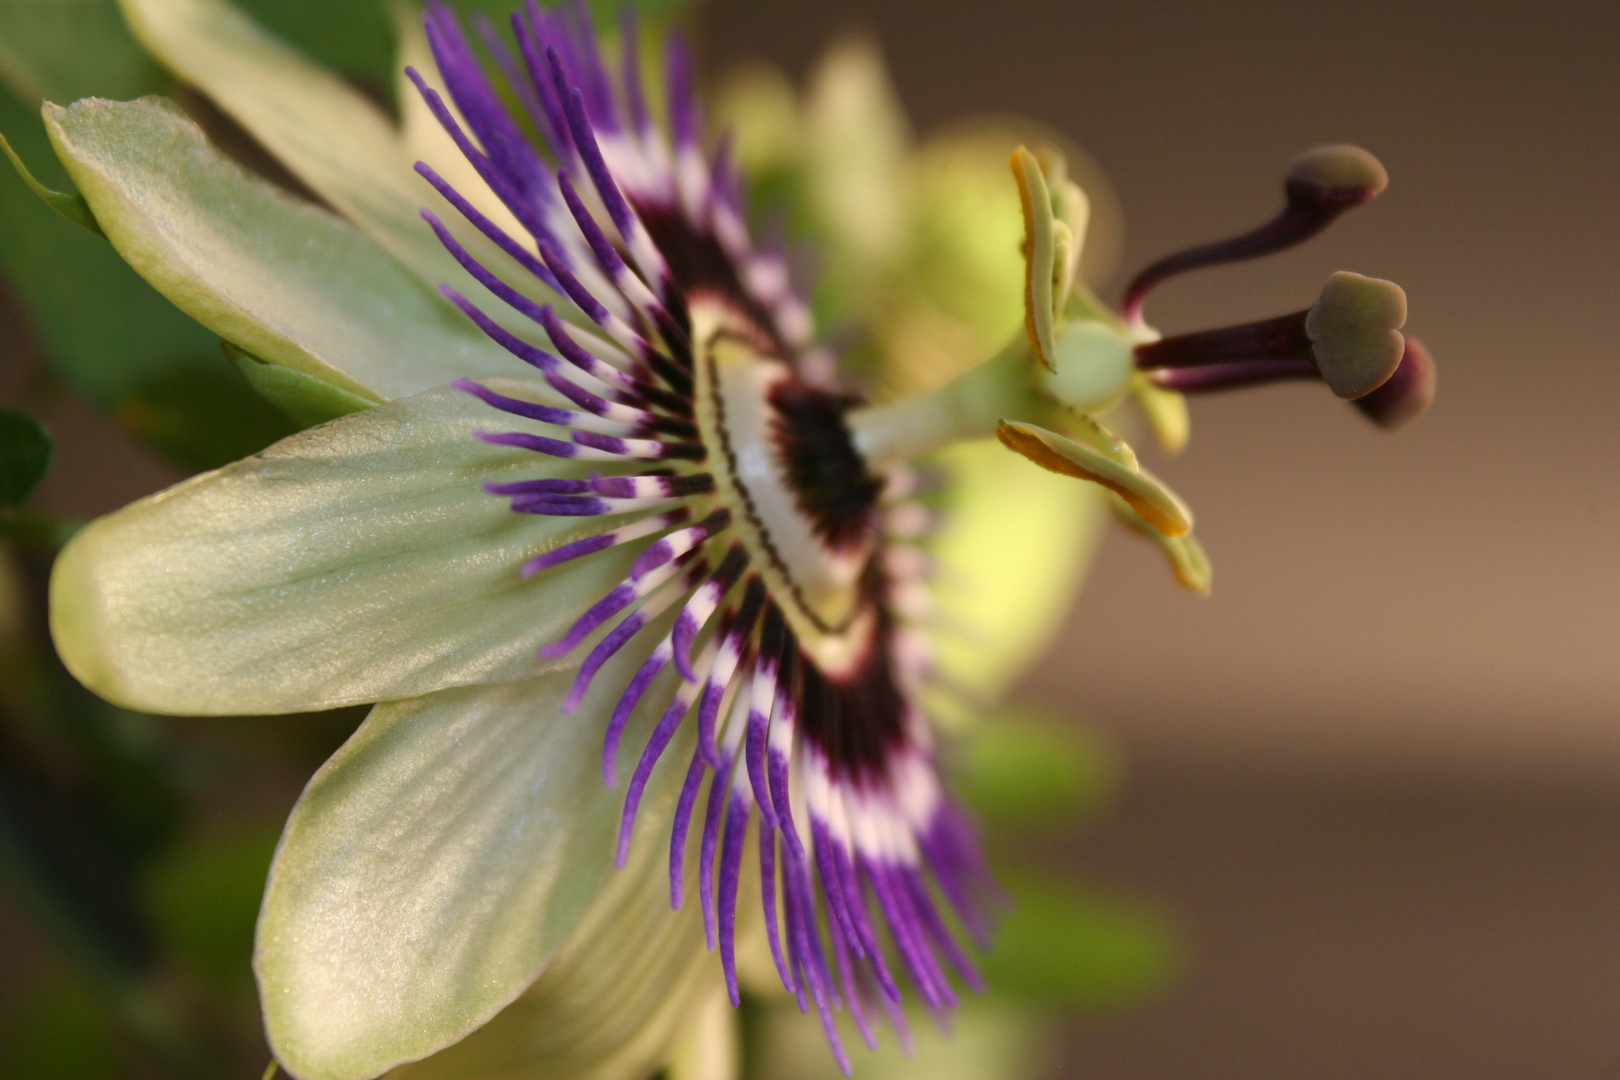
[410,3,993,1071]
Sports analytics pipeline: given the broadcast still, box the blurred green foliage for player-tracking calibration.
[947,706,1181,1018]
[0,975,120,1080]
[0,0,164,104]
[984,873,1181,1011]
[955,704,1122,832]
[143,820,281,993]
[0,553,196,1073]
[0,406,52,508]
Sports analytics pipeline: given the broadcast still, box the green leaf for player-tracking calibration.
[0,127,100,234]
[982,874,1181,1011]
[0,90,295,470]
[42,95,539,402]
[0,0,164,104]
[0,407,53,509]
[224,342,377,428]
[955,705,1120,830]
[258,664,691,1080]
[49,381,655,716]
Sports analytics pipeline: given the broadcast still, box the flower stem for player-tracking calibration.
[847,336,1043,471]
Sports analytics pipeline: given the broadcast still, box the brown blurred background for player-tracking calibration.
[4,0,1616,1075]
[697,0,1619,1076]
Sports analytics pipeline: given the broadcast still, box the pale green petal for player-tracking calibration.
[711,61,801,178]
[42,95,530,400]
[122,0,446,288]
[50,382,648,715]
[804,36,910,313]
[896,126,1029,372]
[118,0,562,331]
[926,438,1108,716]
[388,743,718,1080]
[392,4,529,254]
[1128,371,1190,455]
[258,658,693,1080]
[663,988,738,1080]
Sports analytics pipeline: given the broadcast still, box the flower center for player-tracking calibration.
[692,299,884,674]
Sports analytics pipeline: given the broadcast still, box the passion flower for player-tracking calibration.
[36,0,1436,1076]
